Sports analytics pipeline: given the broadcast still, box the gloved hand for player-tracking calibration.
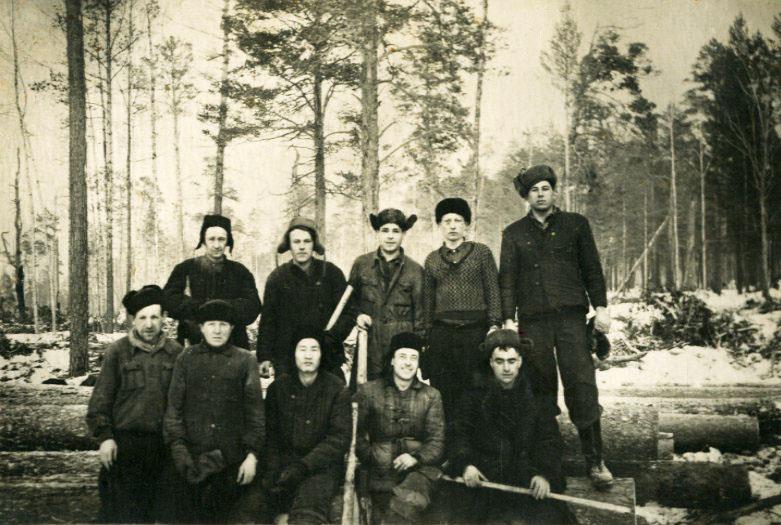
[171,443,196,480]
[275,461,307,492]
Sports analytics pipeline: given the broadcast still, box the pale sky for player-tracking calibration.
[0,0,778,271]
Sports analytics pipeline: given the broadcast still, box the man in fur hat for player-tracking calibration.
[161,300,265,523]
[348,209,424,382]
[257,217,353,379]
[422,197,502,442]
[499,164,613,488]
[446,329,574,524]
[86,285,183,523]
[163,214,262,349]
[262,324,351,524]
[354,332,445,524]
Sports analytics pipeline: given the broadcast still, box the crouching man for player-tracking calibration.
[263,325,351,524]
[354,332,445,524]
[162,300,265,523]
[447,329,575,524]
[86,285,183,523]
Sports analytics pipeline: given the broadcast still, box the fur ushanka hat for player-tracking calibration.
[195,299,236,325]
[122,285,164,316]
[513,165,558,198]
[196,214,234,252]
[276,217,325,255]
[369,209,418,232]
[435,198,471,224]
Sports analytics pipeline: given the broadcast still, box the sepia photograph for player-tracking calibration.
[0,0,780,523]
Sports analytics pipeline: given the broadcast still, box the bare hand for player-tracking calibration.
[393,453,418,472]
[592,354,611,371]
[530,475,550,500]
[99,439,118,469]
[595,307,611,334]
[503,319,517,331]
[487,325,499,335]
[356,314,372,330]
[237,453,257,485]
[463,465,487,488]
[259,361,273,378]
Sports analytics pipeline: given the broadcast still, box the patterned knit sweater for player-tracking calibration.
[423,241,502,330]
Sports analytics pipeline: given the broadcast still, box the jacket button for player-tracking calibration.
[533,264,539,268]
[535,281,540,285]
[306,419,311,424]
[210,424,215,429]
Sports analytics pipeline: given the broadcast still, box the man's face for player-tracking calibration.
[204,226,229,260]
[200,320,233,347]
[132,304,164,343]
[378,224,404,255]
[289,228,314,264]
[490,347,522,386]
[391,348,419,381]
[439,213,467,242]
[526,181,554,212]
[295,338,322,373]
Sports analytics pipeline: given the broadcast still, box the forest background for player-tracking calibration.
[1,0,780,375]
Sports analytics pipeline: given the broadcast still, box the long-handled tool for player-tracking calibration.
[341,402,361,525]
[326,285,353,331]
[441,475,633,515]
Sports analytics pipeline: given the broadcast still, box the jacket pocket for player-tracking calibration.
[161,362,175,389]
[120,361,145,390]
[219,367,242,401]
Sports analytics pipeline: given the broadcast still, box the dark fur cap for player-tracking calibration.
[435,198,471,224]
[196,214,234,252]
[369,209,418,232]
[122,285,164,316]
[513,165,557,198]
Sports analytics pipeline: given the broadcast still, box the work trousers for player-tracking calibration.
[520,310,600,430]
[370,469,438,524]
[265,466,342,525]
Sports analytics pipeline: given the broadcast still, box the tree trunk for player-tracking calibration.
[13,149,26,319]
[470,0,488,236]
[103,2,115,330]
[642,188,648,292]
[561,460,752,509]
[125,0,134,293]
[66,0,90,376]
[699,136,707,288]
[145,3,160,274]
[50,227,59,331]
[172,75,186,259]
[757,182,771,299]
[683,198,697,288]
[313,70,326,240]
[213,0,231,215]
[11,0,39,333]
[563,94,571,211]
[668,106,680,290]
[659,413,759,453]
[359,0,379,251]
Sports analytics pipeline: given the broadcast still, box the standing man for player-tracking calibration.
[86,285,183,523]
[162,300,265,523]
[258,217,353,379]
[354,332,445,524]
[499,164,613,488]
[423,197,502,435]
[163,214,261,349]
[348,209,424,381]
[263,325,352,524]
[447,329,574,524]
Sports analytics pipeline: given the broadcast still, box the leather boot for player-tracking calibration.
[577,419,614,489]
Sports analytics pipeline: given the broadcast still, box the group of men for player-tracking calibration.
[86,164,613,524]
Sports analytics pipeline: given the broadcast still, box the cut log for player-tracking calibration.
[0,474,98,525]
[659,413,760,453]
[0,451,99,478]
[0,404,93,451]
[559,403,659,461]
[563,460,751,509]
[564,477,636,525]
[691,493,781,524]
[0,384,91,405]
[598,385,781,399]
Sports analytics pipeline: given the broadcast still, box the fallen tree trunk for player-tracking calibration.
[691,493,781,524]
[0,404,93,451]
[598,385,781,399]
[0,474,98,525]
[659,413,760,453]
[559,403,659,462]
[563,460,751,509]
[564,477,636,525]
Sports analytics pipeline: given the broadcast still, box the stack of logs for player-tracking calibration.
[0,383,778,524]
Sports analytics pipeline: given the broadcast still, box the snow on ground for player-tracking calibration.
[597,345,780,387]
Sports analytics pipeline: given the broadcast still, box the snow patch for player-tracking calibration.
[635,503,690,524]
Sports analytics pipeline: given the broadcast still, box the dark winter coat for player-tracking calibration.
[448,373,565,492]
[163,343,264,465]
[87,334,183,441]
[257,259,353,374]
[163,256,262,349]
[354,377,444,491]
[499,209,607,320]
[348,250,424,378]
[264,371,351,477]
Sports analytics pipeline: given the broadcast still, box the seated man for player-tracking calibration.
[263,325,352,524]
[447,329,575,525]
[162,300,265,524]
[354,332,445,525]
[86,285,183,523]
